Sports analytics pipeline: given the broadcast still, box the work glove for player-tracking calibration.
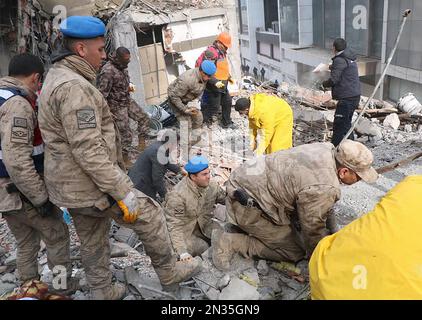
[36,200,58,218]
[233,188,252,207]
[117,191,141,224]
[215,81,225,89]
[179,252,193,262]
[185,107,199,115]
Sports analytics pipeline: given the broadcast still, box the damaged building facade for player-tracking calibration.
[237,0,422,102]
[0,0,241,109]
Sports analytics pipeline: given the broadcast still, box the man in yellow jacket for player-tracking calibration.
[235,93,293,155]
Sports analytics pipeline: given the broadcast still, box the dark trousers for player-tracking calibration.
[201,89,232,126]
[332,96,360,146]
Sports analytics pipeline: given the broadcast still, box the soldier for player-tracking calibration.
[164,156,226,261]
[235,94,293,155]
[0,54,74,292]
[97,46,151,168]
[167,61,216,156]
[39,16,202,300]
[212,140,379,271]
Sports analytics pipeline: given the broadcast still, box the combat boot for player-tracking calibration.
[158,256,203,292]
[91,283,126,300]
[137,135,146,152]
[211,229,249,271]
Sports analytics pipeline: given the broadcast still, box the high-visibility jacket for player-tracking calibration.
[196,45,230,81]
[309,175,422,300]
[248,93,293,155]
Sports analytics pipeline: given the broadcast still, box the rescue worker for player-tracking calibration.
[322,38,361,146]
[235,94,293,155]
[0,54,74,291]
[196,32,237,129]
[128,129,184,202]
[97,46,151,168]
[167,60,216,157]
[39,16,202,300]
[310,176,422,299]
[212,140,379,271]
[164,155,226,260]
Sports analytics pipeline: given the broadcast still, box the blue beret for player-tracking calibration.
[60,16,106,39]
[185,156,209,174]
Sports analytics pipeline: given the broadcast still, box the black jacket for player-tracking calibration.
[323,48,361,100]
[128,141,180,200]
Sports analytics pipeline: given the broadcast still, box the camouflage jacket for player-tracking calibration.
[0,77,48,212]
[164,176,226,255]
[97,57,131,112]
[227,143,341,255]
[39,55,133,208]
[167,68,206,114]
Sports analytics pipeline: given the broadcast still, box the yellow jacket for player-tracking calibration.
[309,175,422,300]
[248,93,293,155]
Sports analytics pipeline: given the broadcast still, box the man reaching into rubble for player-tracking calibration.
[212,140,378,271]
[0,54,74,293]
[39,16,202,300]
[167,60,216,154]
[164,155,226,261]
[97,46,151,168]
[129,129,184,202]
[197,32,237,129]
[322,38,361,146]
[235,93,293,155]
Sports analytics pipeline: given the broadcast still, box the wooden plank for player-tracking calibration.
[376,152,422,174]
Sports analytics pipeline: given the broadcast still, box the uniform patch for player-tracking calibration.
[11,126,29,143]
[13,117,27,128]
[76,109,97,129]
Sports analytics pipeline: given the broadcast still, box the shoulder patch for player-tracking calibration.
[76,108,97,129]
[13,117,28,128]
[11,126,29,143]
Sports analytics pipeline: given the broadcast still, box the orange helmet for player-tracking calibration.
[217,32,232,48]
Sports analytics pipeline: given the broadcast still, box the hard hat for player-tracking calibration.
[184,155,209,174]
[217,32,232,48]
[60,16,106,39]
[200,60,217,76]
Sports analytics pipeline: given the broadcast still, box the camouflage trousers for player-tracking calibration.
[226,196,306,263]
[2,199,71,283]
[110,100,150,157]
[183,224,210,257]
[174,109,204,161]
[68,190,176,290]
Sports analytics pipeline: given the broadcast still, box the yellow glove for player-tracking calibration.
[117,191,140,223]
[215,81,225,89]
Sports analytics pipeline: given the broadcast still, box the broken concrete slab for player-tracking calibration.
[4,252,16,266]
[123,294,137,300]
[0,281,16,296]
[1,273,16,284]
[216,274,230,290]
[257,260,269,276]
[113,226,139,247]
[213,204,227,222]
[355,117,383,139]
[218,277,260,300]
[110,240,137,256]
[241,268,260,287]
[383,113,400,130]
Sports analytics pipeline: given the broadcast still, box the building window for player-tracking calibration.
[279,0,299,44]
[388,77,422,103]
[264,0,279,33]
[387,0,422,70]
[312,0,341,50]
[238,0,249,35]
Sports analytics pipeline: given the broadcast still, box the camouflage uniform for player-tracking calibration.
[164,177,226,256]
[0,76,71,283]
[39,55,195,292]
[97,55,150,157]
[222,143,341,263]
[167,68,205,154]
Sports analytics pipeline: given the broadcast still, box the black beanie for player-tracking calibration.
[235,98,251,111]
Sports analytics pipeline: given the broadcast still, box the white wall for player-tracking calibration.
[169,15,224,69]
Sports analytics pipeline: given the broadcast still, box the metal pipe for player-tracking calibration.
[340,9,412,146]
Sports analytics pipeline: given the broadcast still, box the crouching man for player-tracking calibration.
[164,156,226,261]
[212,140,378,270]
